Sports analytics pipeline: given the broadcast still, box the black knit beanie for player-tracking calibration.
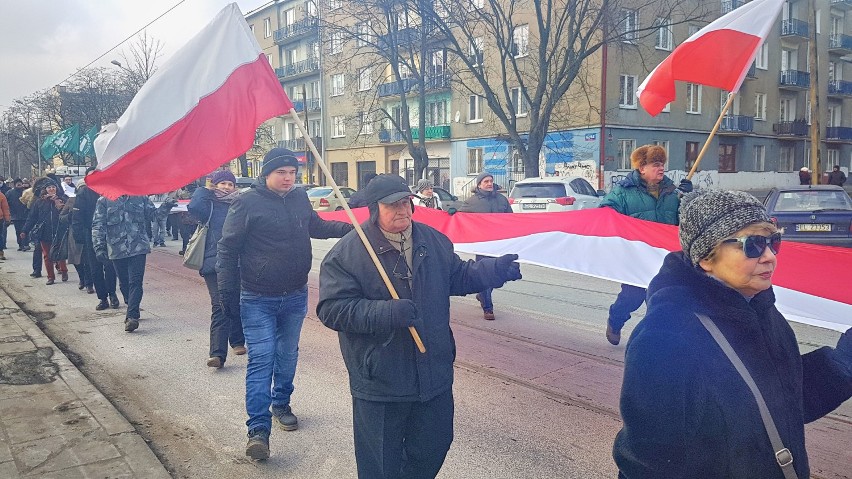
[261,148,300,177]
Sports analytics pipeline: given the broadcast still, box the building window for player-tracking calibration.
[621,9,638,42]
[828,104,841,127]
[284,8,296,26]
[331,161,348,186]
[652,140,670,157]
[512,24,529,57]
[827,148,840,169]
[718,144,736,173]
[468,95,482,122]
[332,115,346,137]
[655,18,673,50]
[358,67,372,91]
[469,37,484,66]
[753,145,765,171]
[356,21,373,47]
[511,87,529,116]
[328,0,343,11]
[358,112,373,135]
[688,24,701,37]
[779,97,795,121]
[754,93,767,120]
[618,139,636,169]
[686,83,702,114]
[331,73,345,96]
[468,0,485,12]
[426,99,449,126]
[306,1,318,17]
[330,32,343,54]
[264,18,271,38]
[779,146,795,172]
[308,119,321,138]
[685,141,699,171]
[756,43,769,70]
[468,147,484,173]
[434,0,449,18]
[619,75,637,108]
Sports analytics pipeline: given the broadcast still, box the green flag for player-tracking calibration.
[40,124,80,159]
[78,125,99,158]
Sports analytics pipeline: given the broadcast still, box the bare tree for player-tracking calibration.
[117,32,163,92]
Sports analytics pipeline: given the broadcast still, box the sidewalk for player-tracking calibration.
[0,285,170,478]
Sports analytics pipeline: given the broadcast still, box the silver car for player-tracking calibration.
[508,177,604,213]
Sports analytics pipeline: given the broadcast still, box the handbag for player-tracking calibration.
[695,313,799,479]
[29,221,44,240]
[49,227,69,262]
[182,202,213,271]
[67,231,83,265]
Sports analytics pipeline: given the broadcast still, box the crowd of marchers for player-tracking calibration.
[1,143,850,479]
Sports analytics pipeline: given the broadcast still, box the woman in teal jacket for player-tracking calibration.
[599,145,691,345]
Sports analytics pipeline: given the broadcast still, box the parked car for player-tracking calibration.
[763,185,852,247]
[308,186,356,211]
[508,177,604,213]
[410,185,463,212]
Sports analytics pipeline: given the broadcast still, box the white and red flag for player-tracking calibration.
[637,0,785,116]
[89,3,292,199]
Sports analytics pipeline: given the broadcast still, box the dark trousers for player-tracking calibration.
[74,263,91,287]
[82,241,116,300]
[179,223,195,252]
[167,214,180,239]
[203,273,244,361]
[40,241,68,281]
[475,255,493,312]
[12,220,27,249]
[607,284,647,332]
[32,245,41,274]
[0,222,6,251]
[113,254,146,320]
[352,390,454,479]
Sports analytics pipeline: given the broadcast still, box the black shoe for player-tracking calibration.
[206,356,224,369]
[124,318,139,332]
[606,324,621,346]
[178,250,185,256]
[30,272,42,278]
[78,284,85,290]
[272,404,298,431]
[245,428,270,460]
[86,286,95,294]
[95,300,109,311]
[109,293,120,309]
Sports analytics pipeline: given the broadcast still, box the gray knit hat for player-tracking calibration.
[416,179,434,192]
[678,190,771,266]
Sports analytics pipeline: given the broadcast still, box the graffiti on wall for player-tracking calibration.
[552,159,598,184]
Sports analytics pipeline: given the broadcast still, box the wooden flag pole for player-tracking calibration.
[287,109,426,354]
[687,92,736,181]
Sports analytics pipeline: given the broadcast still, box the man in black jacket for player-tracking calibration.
[317,174,523,478]
[6,179,30,251]
[217,147,352,461]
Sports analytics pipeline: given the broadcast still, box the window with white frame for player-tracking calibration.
[652,140,670,157]
[719,90,740,115]
[756,43,769,69]
[306,1,318,17]
[264,18,271,38]
[619,75,637,108]
[468,0,484,12]
[328,0,343,11]
[332,115,346,137]
[356,22,373,47]
[434,0,449,18]
[469,95,482,122]
[655,18,673,50]
[754,93,767,120]
[779,97,795,121]
[308,119,321,138]
[358,112,373,135]
[827,148,840,169]
[469,37,484,66]
[330,32,343,54]
[686,83,702,114]
[779,146,795,171]
[468,147,484,173]
[426,99,449,126]
[828,104,841,127]
[331,73,345,96]
[618,139,636,169]
[358,67,372,91]
[753,145,765,171]
[284,8,296,26]
[622,9,638,42]
[512,24,529,57]
[688,24,701,37]
[397,63,412,80]
[511,87,529,116]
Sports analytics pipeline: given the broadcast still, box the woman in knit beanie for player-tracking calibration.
[613,189,852,478]
[415,179,442,210]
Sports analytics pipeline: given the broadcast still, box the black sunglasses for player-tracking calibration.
[721,232,782,259]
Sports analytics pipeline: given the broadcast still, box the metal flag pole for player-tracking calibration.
[287,109,426,354]
[686,92,736,180]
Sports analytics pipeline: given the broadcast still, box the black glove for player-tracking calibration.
[677,179,693,194]
[95,250,109,263]
[220,290,239,319]
[494,254,522,282]
[446,207,458,215]
[388,299,417,329]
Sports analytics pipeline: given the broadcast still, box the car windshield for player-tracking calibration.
[308,188,333,198]
[510,184,567,198]
[773,190,852,211]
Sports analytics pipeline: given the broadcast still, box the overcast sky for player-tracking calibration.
[0,0,269,113]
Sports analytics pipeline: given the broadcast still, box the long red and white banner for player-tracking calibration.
[320,207,851,332]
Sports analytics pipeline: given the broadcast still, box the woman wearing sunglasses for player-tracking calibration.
[614,190,852,479]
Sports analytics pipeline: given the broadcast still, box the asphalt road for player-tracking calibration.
[0,238,849,479]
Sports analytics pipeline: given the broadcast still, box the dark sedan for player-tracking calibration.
[763,185,852,247]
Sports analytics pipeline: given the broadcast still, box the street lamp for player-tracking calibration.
[110,60,124,68]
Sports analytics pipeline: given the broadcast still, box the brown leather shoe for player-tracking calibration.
[207,357,224,368]
[483,311,495,321]
[232,345,247,355]
[606,324,621,346]
[45,278,55,286]
[61,272,69,282]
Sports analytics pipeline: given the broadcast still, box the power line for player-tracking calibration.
[55,0,188,86]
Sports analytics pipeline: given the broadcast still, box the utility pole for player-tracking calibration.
[808,0,820,184]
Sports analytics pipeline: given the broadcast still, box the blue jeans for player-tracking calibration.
[241,286,308,433]
[151,215,168,244]
[608,284,647,332]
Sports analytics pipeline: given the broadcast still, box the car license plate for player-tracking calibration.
[795,223,831,232]
[523,203,546,209]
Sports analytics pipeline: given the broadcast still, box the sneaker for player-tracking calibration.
[109,293,120,309]
[245,428,270,460]
[483,310,495,321]
[61,272,69,282]
[124,318,139,332]
[232,345,247,355]
[271,404,298,431]
[606,324,621,346]
[78,283,85,290]
[95,300,109,311]
[206,356,224,368]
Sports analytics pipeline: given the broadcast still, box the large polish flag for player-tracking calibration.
[88,3,292,199]
[637,0,785,116]
[319,207,852,333]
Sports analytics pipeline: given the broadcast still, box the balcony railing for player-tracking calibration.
[277,136,322,151]
[779,70,810,88]
[773,121,809,136]
[378,125,451,143]
[828,80,852,96]
[719,115,754,133]
[831,0,852,10]
[377,27,420,49]
[292,98,322,113]
[829,33,852,52]
[377,78,417,97]
[721,0,746,14]
[826,127,852,140]
[274,58,320,79]
[274,17,318,43]
[781,19,809,38]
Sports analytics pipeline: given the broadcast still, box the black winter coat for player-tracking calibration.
[23,194,67,242]
[6,187,28,220]
[72,183,100,247]
[317,220,511,402]
[187,187,230,276]
[460,187,511,213]
[614,252,852,479]
[217,182,352,295]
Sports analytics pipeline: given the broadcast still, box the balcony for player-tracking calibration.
[773,120,809,137]
[274,17,318,44]
[378,125,451,143]
[719,115,754,134]
[292,98,322,113]
[721,0,746,14]
[781,19,809,40]
[831,0,852,10]
[274,58,320,80]
[826,127,852,141]
[829,33,852,54]
[277,136,322,152]
[377,78,416,98]
[779,70,810,89]
[828,79,852,96]
[377,27,420,50]
[424,74,450,91]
